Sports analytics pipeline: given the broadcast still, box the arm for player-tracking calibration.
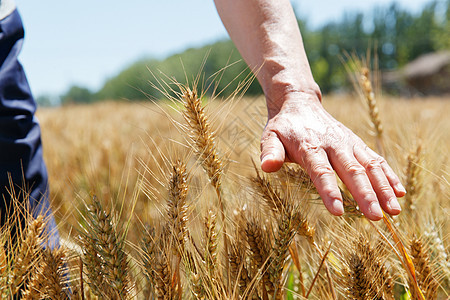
[214,0,406,220]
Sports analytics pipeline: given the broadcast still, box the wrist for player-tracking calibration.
[264,78,322,117]
[258,59,322,116]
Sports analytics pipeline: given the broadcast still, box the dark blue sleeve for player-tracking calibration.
[0,9,59,247]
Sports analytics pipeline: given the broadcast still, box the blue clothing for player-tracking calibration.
[0,9,58,246]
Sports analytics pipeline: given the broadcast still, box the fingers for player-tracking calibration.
[354,146,402,215]
[365,147,406,197]
[300,148,344,216]
[259,125,405,220]
[260,130,285,173]
[329,151,384,220]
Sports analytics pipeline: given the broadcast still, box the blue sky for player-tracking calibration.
[17,0,434,97]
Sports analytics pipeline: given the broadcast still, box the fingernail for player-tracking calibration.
[369,202,383,218]
[332,199,344,215]
[262,154,274,164]
[389,198,402,212]
[395,183,406,194]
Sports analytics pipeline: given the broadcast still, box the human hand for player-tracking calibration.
[260,91,406,221]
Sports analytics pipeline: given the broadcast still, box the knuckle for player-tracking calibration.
[378,185,394,195]
[311,164,334,177]
[344,162,366,176]
[361,188,376,197]
[376,155,387,165]
[323,188,340,199]
[364,159,382,172]
[302,144,321,156]
[260,131,275,143]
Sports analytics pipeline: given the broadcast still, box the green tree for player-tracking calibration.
[96,41,262,101]
[61,85,94,104]
[93,0,447,102]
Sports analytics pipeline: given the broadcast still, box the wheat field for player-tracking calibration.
[1,71,448,299]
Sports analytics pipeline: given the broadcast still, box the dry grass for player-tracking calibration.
[19,78,450,299]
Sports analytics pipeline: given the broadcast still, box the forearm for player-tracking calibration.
[214,0,321,112]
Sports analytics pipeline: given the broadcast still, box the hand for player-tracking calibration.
[260,91,406,221]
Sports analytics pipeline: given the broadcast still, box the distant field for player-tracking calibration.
[33,93,449,298]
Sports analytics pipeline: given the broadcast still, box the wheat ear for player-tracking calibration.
[167,160,189,256]
[341,237,381,300]
[342,253,373,299]
[204,209,219,278]
[360,67,385,155]
[0,236,8,298]
[22,269,44,299]
[251,166,286,213]
[77,233,105,297]
[269,208,302,299]
[355,237,394,300]
[11,215,45,295]
[229,241,255,298]
[154,250,173,300]
[79,197,130,299]
[252,165,322,297]
[252,164,316,244]
[183,251,205,299]
[141,225,158,298]
[410,237,439,300]
[43,248,69,299]
[245,218,273,297]
[167,160,189,300]
[404,144,422,214]
[180,85,230,283]
[23,247,69,299]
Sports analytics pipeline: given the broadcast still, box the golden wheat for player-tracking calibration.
[6,67,444,299]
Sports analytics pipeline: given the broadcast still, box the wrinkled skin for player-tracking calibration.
[260,92,405,220]
[214,0,406,220]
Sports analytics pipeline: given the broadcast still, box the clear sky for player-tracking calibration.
[17,0,434,97]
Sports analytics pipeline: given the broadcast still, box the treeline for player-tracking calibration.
[59,0,449,104]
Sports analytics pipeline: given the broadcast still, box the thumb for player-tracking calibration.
[260,130,285,173]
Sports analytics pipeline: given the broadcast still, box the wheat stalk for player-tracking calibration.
[378,214,426,299]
